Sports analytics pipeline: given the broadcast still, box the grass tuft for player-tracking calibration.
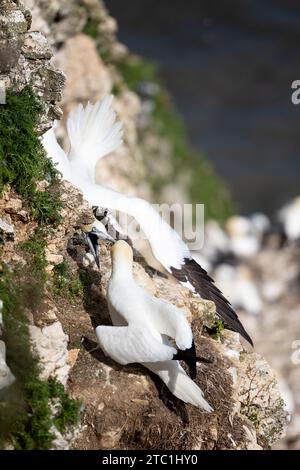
[206,319,225,340]
[0,266,81,449]
[52,261,83,301]
[0,87,62,226]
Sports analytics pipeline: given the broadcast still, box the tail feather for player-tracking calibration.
[67,95,123,178]
[144,360,213,412]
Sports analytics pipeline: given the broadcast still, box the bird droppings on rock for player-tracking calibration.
[29,322,71,386]
[0,218,14,243]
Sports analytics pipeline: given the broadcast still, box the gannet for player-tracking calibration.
[278,196,300,241]
[250,213,270,238]
[42,96,253,346]
[213,264,262,316]
[94,240,213,411]
[226,216,261,258]
[192,220,231,272]
[82,218,114,268]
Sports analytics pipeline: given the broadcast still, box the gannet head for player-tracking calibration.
[111,240,133,266]
[226,216,251,238]
[82,218,115,269]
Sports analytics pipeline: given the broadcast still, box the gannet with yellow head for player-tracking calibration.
[94,240,213,411]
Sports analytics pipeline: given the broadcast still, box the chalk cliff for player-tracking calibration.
[0,0,288,449]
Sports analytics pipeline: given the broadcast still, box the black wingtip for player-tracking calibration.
[243,331,254,348]
[171,258,253,347]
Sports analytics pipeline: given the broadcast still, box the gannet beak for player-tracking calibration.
[84,227,115,269]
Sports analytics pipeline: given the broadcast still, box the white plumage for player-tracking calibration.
[213,264,262,316]
[67,96,123,182]
[226,216,261,258]
[96,325,177,365]
[225,214,270,259]
[42,95,252,346]
[278,197,300,241]
[95,240,212,411]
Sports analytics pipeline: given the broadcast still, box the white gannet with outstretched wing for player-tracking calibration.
[95,240,212,411]
[42,96,253,346]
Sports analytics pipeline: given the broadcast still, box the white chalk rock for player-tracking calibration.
[29,321,70,386]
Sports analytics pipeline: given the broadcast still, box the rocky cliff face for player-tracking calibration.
[0,0,288,450]
[0,0,64,130]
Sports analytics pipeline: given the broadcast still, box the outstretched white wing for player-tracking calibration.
[83,183,189,270]
[95,325,176,365]
[67,96,123,181]
[143,294,193,350]
[41,128,72,181]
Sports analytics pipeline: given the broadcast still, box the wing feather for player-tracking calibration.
[143,294,193,350]
[67,96,123,180]
[95,325,176,365]
[41,128,72,181]
[171,258,253,346]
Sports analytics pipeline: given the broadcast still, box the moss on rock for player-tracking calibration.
[0,87,80,449]
[0,87,62,226]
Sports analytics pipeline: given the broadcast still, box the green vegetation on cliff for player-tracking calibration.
[0,89,80,449]
[0,88,62,226]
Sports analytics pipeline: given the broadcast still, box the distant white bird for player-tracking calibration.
[192,220,230,270]
[42,96,252,346]
[213,264,262,316]
[226,216,261,258]
[278,196,300,241]
[95,240,213,411]
[226,213,270,259]
[250,213,270,238]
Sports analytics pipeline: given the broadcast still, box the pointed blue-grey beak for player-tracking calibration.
[84,227,115,269]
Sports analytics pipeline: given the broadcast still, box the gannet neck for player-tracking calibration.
[110,240,134,278]
[111,258,133,278]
